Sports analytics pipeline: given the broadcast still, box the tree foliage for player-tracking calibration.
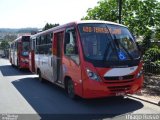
[0,40,10,50]
[141,29,153,52]
[83,0,118,22]
[83,0,160,36]
[155,28,160,40]
[143,46,160,74]
[42,23,59,31]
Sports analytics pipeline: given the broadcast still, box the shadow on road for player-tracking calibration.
[11,77,144,120]
[0,65,32,76]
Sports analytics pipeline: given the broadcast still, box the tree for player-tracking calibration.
[0,40,10,50]
[42,23,59,31]
[83,0,160,36]
[141,29,152,52]
[82,0,118,22]
[155,28,160,41]
[0,40,10,58]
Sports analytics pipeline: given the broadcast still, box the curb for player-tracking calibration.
[127,94,160,106]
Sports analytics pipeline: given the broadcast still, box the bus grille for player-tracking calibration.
[108,85,131,92]
[104,75,134,81]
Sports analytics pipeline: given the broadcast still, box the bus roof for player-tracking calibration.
[31,20,126,38]
[11,35,30,43]
[76,20,126,27]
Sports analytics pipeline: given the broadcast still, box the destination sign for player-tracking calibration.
[82,26,121,34]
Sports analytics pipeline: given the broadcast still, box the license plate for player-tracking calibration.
[116,92,125,96]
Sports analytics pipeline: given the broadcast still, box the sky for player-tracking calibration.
[0,0,99,28]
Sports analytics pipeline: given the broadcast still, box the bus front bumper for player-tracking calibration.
[20,62,29,69]
[82,76,144,99]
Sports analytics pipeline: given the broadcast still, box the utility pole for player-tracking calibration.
[118,0,122,24]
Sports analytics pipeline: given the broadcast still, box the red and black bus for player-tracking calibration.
[29,20,143,99]
[9,35,30,69]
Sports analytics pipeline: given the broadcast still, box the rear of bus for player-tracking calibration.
[19,36,30,69]
[77,21,143,98]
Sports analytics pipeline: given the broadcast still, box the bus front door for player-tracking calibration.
[52,31,64,84]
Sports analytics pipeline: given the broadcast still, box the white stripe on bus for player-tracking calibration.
[104,66,138,77]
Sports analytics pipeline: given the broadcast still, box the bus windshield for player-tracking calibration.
[78,23,140,62]
[22,42,29,56]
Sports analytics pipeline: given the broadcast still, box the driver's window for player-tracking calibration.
[64,27,79,64]
[64,27,78,55]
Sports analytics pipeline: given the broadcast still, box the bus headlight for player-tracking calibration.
[136,69,143,78]
[86,69,101,81]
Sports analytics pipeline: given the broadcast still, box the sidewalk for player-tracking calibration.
[128,74,160,106]
[128,94,160,106]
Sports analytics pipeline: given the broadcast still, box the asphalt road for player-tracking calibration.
[0,58,160,120]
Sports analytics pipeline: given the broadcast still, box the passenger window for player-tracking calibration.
[46,33,52,44]
[45,34,52,55]
[36,34,52,55]
[41,36,45,44]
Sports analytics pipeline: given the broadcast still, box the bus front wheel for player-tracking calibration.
[67,79,76,99]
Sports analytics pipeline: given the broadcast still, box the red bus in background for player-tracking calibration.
[29,20,143,99]
[9,35,30,69]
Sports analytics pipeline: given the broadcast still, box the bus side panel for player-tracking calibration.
[62,56,83,97]
[28,50,32,72]
[14,47,18,66]
[35,54,39,74]
[29,50,35,72]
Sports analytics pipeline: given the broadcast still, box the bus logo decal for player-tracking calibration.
[118,51,126,60]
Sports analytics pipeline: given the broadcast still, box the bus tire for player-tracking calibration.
[38,70,44,83]
[67,79,76,99]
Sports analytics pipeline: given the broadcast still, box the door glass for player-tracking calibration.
[64,27,79,64]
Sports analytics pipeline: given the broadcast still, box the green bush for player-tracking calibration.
[143,46,160,62]
[151,60,160,73]
[141,30,152,52]
[143,46,160,74]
